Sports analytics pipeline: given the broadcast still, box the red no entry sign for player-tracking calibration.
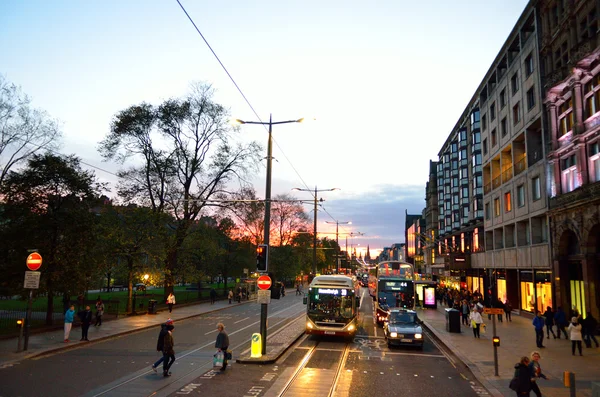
[26,252,43,271]
[257,275,272,290]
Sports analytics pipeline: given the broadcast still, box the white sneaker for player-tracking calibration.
[151,365,157,373]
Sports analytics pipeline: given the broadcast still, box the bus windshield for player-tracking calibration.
[308,288,354,323]
[377,280,414,309]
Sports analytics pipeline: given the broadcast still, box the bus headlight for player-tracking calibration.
[390,332,398,338]
[307,322,314,329]
[415,333,422,339]
[347,324,355,332]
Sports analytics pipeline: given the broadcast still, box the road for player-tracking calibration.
[0,288,491,397]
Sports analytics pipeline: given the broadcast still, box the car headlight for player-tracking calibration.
[415,333,422,339]
[307,322,313,329]
[348,324,355,331]
[390,332,398,338]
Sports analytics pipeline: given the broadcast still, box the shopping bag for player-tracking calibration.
[481,323,486,334]
[225,350,232,360]
[213,351,224,367]
[471,320,477,328]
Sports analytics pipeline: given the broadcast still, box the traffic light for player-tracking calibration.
[493,336,500,347]
[256,244,268,273]
[16,318,24,328]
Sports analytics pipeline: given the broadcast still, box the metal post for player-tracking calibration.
[313,186,318,275]
[17,319,24,352]
[23,290,32,351]
[492,314,498,376]
[569,372,576,397]
[335,222,339,273]
[260,115,273,355]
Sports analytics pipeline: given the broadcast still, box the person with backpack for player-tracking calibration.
[151,319,173,373]
[510,356,532,396]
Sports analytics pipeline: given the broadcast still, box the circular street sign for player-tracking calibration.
[26,252,43,271]
[257,275,272,290]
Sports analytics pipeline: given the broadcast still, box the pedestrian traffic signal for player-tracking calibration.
[493,336,500,347]
[16,319,24,328]
[256,244,268,272]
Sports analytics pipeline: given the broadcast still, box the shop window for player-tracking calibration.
[536,282,552,314]
[570,280,587,318]
[521,281,535,312]
[497,279,507,303]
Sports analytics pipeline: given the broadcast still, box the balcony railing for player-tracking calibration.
[484,183,491,194]
[502,166,513,183]
[514,157,526,175]
[492,175,502,190]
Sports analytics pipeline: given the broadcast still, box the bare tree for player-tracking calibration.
[98,82,262,296]
[0,75,61,188]
[271,193,310,246]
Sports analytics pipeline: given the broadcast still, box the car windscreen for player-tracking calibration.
[389,312,416,324]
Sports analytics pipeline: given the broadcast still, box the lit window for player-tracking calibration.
[504,191,512,212]
[559,99,574,136]
[461,233,465,252]
[473,228,479,251]
[494,198,500,216]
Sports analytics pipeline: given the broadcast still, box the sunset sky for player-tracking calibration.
[0,0,529,257]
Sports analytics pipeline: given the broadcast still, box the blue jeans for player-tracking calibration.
[153,354,164,368]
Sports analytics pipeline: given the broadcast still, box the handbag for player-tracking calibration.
[508,367,519,391]
[225,350,232,360]
[213,351,224,367]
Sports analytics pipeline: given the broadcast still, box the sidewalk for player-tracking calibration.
[0,297,249,367]
[418,305,600,397]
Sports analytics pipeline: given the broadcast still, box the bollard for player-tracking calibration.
[563,371,576,397]
[16,319,24,352]
[251,333,262,358]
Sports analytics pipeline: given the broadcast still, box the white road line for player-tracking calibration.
[204,329,217,335]
[234,317,250,324]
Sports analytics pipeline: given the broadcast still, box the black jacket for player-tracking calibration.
[543,309,555,326]
[514,363,532,394]
[78,310,92,325]
[583,315,598,333]
[215,330,229,349]
[156,324,168,351]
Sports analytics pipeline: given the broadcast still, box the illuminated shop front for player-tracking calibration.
[519,270,553,313]
[497,278,507,303]
[467,276,485,294]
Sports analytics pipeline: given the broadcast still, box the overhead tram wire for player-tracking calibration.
[174,0,314,196]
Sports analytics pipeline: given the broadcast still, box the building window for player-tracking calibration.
[501,117,507,137]
[590,142,600,182]
[559,99,574,136]
[504,191,512,212]
[532,177,541,201]
[485,202,491,220]
[513,102,521,125]
[500,89,506,109]
[584,75,600,119]
[482,114,487,131]
[561,155,580,193]
[527,86,535,111]
[473,228,479,251]
[490,102,496,121]
[483,138,488,155]
[517,184,525,207]
[511,72,519,96]
[494,198,500,217]
[525,53,534,77]
[491,128,497,147]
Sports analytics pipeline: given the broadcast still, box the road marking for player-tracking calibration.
[204,329,217,335]
[235,317,250,324]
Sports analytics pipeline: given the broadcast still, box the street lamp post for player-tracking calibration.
[325,220,351,273]
[292,187,339,275]
[237,114,303,355]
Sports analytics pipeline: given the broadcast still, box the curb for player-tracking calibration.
[421,319,504,397]
[1,299,256,366]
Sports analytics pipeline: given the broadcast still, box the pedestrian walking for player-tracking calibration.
[166,292,176,313]
[64,305,75,343]
[78,305,92,341]
[504,299,513,322]
[582,312,599,348]
[210,288,217,305]
[555,306,568,339]
[296,283,301,296]
[461,300,470,326]
[228,289,233,304]
[162,323,176,377]
[151,319,172,373]
[568,316,583,356]
[528,351,548,397]
[469,308,483,338]
[95,297,104,326]
[511,356,532,396]
[532,310,545,348]
[215,322,230,372]
[543,306,556,339]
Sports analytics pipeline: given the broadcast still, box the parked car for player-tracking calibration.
[135,283,147,292]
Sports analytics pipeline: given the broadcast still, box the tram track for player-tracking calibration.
[276,337,351,397]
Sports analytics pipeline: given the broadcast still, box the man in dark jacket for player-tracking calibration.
[555,307,568,339]
[78,306,93,341]
[532,310,545,348]
[513,356,532,396]
[162,324,175,377]
[151,319,173,373]
[215,322,230,372]
[210,288,217,305]
[583,312,599,348]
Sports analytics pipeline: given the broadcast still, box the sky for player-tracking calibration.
[0,0,529,257]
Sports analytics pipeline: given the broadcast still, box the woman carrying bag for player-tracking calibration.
[214,322,230,372]
[470,308,484,338]
[509,356,532,396]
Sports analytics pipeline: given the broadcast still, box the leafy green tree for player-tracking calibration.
[98,83,262,298]
[0,153,103,324]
